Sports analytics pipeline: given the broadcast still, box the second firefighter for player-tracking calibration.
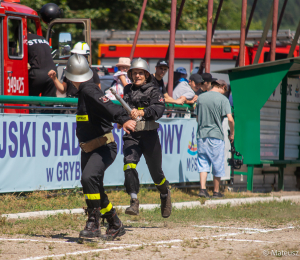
[121,58,172,218]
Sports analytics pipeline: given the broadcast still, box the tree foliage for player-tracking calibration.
[20,0,300,62]
[21,0,300,31]
[248,0,300,31]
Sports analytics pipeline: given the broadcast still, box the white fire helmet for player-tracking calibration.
[71,42,90,55]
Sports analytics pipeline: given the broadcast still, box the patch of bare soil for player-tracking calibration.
[0,221,299,260]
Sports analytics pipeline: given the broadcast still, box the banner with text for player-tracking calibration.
[269,78,300,103]
[0,114,230,193]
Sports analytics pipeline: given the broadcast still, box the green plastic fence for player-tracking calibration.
[0,95,194,110]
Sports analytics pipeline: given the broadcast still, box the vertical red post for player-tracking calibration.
[235,0,257,67]
[266,0,288,61]
[205,0,213,73]
[165,0,186,60]
[199,0,223,73]
[167,0,177,97]
[129,0,148,60]
[277,0,288,34]
[270,0,279,61]
[239,0,247,67]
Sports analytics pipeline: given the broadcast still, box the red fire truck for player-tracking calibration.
[93,30,299,83]
[0,0,91,113]
[1,1,299,109]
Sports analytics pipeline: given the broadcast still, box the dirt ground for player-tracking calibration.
[0,220,299,260]
[1,191,300,259]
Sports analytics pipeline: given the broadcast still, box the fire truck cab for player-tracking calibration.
[0,0,41,102]
[0,0,91,113]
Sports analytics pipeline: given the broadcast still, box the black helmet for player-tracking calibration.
[40,3,63,24]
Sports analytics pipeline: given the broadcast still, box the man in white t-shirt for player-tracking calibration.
[173,74,203,104]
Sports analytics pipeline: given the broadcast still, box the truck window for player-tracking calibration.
[27,18,37,35]
[8,17,23,59]
[49,22,85,60]
[264,52,288,61]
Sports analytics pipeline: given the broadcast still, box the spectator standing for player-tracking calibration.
[151,59,184,105]
[48,42,100,98]
[28,32,57,97]
[105,57,131,100]
[195,79,234,198]
[173,74,203,104]
[195,73,217,96]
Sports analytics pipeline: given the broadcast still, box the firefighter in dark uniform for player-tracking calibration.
[27,32,57,97]
[64,54,136,239]
[121,58,172,218]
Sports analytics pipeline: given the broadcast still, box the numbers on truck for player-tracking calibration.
[7,77,25,94]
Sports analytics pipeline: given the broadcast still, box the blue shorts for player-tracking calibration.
[197,137,225,177]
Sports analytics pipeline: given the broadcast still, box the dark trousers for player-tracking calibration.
[29,68,57,97]
[81,142,117,215]
[123,130,168,194]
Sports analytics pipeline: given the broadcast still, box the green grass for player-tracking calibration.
[0,188,270,214]
[134,200,300,227]
[0,201,299,236]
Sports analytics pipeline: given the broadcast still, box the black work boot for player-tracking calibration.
[79,208,101,238]
[212,191,224,198]
[125,198,139,215]
[198,189,211,198]
[160,189,172,218]
[102,209,125,240]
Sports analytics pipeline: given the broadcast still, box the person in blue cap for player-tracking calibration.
[175,67,188,86]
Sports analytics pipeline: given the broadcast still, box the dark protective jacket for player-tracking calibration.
[76,79,130,143]
[123,81,165,121]
[27,33,56,71]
